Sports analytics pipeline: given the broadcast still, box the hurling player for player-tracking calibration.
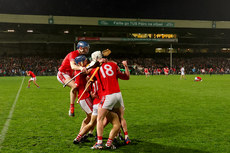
[90,51,131,149]
[26,70,40,88]
[73,55,93,135]
[57,41,89,117]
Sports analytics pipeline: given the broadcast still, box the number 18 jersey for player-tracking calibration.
[96,62,120,96]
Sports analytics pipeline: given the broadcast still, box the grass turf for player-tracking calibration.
[0,74,230,153]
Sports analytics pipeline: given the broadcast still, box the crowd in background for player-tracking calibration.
[0,55,230,76]
[114,56,230,75]
[0,56,61,76]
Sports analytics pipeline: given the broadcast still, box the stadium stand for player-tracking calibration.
[0,54,229,76]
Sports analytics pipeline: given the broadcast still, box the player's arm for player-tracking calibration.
[123,60,130,79]
[26,71,29,76]
[70,60,87,72]
[117,61,130,80]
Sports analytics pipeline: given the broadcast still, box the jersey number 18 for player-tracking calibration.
[100,64,114,78]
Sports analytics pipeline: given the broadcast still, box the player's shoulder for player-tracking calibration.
[106,61,118,66]
[68,50,79,55]
[107,60,117,65]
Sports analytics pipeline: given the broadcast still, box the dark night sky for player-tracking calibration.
[0,0,229,21]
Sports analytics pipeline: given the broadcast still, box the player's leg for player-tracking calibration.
[27,79,32,88]
[73,114,97,144]
[64,79,77,116]
[80,112,91,131]
[114,107,131,144]
[57,72,76,116]
[33,80,40,88]
[88,126,94,137]
[78,97,93,130]
[183,74,186,80]
[91,107,109,149]
[105,111,120,149]
[92,94,117,149]
[119,93,130,144]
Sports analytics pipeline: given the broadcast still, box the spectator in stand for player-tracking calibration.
[192,67,196,74]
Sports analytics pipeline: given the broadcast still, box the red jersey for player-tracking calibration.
[28,71,36,78]
[157,68,162,72]
[164,68,169,74]
[94,62,121,96]
[91,81,101,105]
[89,68,103,98]
[144,68,148,73]
[209,68,213,72]
[58,50,80,76]
[74,70,90,100]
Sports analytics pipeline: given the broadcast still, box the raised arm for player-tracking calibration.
[117,60,130,80]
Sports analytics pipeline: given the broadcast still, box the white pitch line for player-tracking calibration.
[0,76,25,151]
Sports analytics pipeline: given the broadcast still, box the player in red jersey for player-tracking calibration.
[209,67,213,76]
[73,79,102,144]
[144,68,149,78]
[157,68,162,75]
[57,41,89,117]
[73,55,93,132]
[194,76,202,81]
[164,66,169,76]
[90,51,131,149]
[26,70,40,88]
[73,69,121,146]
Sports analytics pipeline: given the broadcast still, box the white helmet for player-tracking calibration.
[91,51,102,61]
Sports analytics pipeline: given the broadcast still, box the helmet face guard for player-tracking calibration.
[77,41,90,54]
[91,51,102,61]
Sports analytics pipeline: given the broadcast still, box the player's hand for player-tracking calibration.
[122,61,128,67]
[90,91,98,99]
[81,67,87,73]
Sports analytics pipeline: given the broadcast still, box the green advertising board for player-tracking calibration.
[98,20,174,27]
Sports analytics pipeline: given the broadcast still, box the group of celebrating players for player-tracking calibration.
[56,41,131,150]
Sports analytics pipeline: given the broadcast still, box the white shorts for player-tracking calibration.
[29,77,36,81]
[92,104,99,116]
[101,92,125,110]
[57,71,71,85]
[79,97,93,114]
[181,72,185,75]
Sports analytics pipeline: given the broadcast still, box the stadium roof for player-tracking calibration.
[0,0,230,21]
[1,13,230,52]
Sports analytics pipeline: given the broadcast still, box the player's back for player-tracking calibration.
[97,61,120,96]
[29,71,36,77]
[59,50,79,73]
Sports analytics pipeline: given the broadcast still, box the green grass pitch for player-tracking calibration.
[0,75,230,153]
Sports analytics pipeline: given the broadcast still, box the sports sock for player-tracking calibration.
[97,136,103,144]
[124,131,128,139]
[70,104,74,112]
[76,134,82,141]
[106,138,113,147]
